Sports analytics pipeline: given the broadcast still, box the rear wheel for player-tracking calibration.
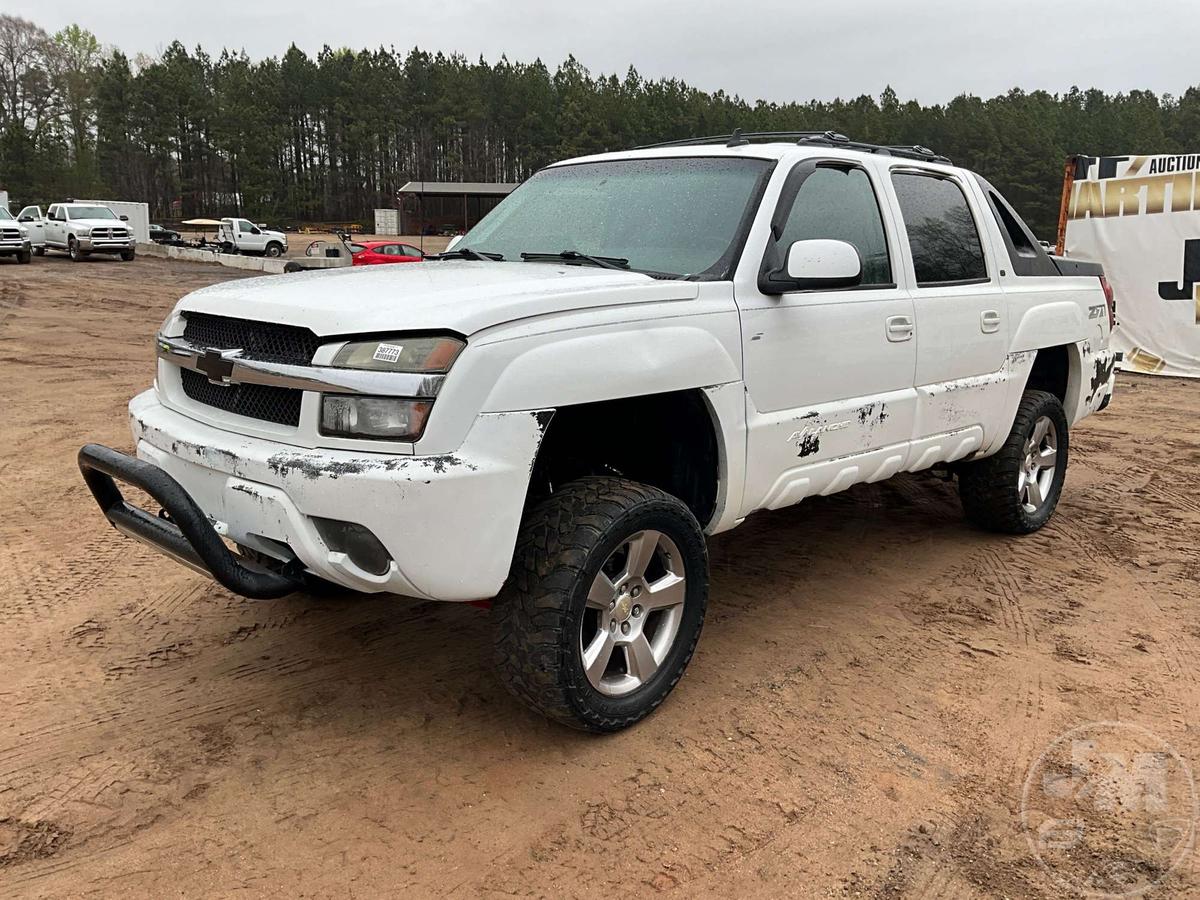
[493,477,709,732]
[34,246,45,256]
[958,389,1069,534]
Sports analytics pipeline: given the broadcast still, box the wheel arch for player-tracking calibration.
[527,389,727,530]
[1024,341,1092,424]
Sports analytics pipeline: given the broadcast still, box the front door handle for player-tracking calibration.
[886,315,914,342]
[981,310,1002,334]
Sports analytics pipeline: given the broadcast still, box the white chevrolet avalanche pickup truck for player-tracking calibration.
[80,132,1119,731]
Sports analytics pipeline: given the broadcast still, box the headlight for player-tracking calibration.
[331,336,464,373]
[320,396,433,441]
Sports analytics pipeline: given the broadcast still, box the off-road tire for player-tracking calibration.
[493,477,709,732]
[959,389,1069,534]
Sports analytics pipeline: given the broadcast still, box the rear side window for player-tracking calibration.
[891,172,987,285]
[778,165,892,287]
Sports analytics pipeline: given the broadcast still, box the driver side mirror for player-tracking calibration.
[250,227,261,235]
[120,214,129,221]
[760,239,862,293]
[18,215,32,222]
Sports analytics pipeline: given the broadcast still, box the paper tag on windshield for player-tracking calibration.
[373,343,404,364]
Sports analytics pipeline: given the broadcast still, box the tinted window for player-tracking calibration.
[778,165,891,286]
[891,173,987,285]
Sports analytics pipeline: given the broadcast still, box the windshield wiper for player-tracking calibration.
[430,247,504,261]
[520,250,630,271]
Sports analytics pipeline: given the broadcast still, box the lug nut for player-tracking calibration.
[632,586,642,598]
[609,600,616,610]
[621,622,630,635]
[610,619,617,632]
[632,604,642,617]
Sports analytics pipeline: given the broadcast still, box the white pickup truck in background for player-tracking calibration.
[0,206,33,264]
[21,202,136,261]
[79,131,1119,732]
[216,217,288,257]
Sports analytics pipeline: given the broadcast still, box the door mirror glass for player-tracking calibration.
[784,239,862,289]
[18,216,31,222]
[119,214,129,221]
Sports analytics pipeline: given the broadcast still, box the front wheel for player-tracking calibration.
[120,250,135,261]
[17,249,31,264]
[958,389,1069,534]
[493,477,709,732]
[264,243,283,258]
[68,237,83,261]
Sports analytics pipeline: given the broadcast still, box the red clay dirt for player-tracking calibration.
[1,253,1198,898]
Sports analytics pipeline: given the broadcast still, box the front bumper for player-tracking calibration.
[109,390,547,600]
[79,236,135,253]
[0,240,30,254]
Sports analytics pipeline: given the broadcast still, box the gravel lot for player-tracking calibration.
[2,253,1198,898]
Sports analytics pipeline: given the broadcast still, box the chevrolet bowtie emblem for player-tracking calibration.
[197,348,243,385]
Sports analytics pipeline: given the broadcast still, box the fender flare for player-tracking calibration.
[480,322,741,412]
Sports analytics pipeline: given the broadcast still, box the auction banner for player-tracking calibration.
[1064,154,1200,378]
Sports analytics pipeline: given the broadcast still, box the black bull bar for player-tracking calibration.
[78,443,305,599]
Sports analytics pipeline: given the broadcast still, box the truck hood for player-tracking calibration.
[71,218,130,230]
[175,261,699,336]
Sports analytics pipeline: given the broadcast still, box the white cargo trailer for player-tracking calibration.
[374,208,399,236]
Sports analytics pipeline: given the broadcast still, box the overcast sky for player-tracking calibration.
[8,0,1198,105]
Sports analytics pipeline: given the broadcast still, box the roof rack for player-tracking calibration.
[635,128,952,164]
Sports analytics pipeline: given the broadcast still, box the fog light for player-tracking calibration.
[312,518,392,576]
[320,395,432,441]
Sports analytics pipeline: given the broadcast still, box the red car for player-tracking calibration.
[349,240,426,266]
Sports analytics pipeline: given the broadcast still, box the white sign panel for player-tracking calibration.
[1065,154,1200,377]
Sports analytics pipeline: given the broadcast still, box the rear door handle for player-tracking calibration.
[886,315,914,342]
[981,310,1002,334]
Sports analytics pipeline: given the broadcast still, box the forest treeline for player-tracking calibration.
[2,13,1199,237]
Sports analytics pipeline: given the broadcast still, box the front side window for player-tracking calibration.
[460,156,775,278]
[17,206,37,220]
[891,172,987,285]
[777,165,892,287]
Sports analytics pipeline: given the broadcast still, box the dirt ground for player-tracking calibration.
[1,253,1199,898]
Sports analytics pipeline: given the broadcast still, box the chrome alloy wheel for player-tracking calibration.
[580,530,687,697]
[1018,415,1059,513]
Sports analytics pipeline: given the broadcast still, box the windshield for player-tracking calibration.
[0,208,13,221]
[68,206,117,220]
[460,157,774,278]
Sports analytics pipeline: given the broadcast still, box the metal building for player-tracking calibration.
[396,182,518,235]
